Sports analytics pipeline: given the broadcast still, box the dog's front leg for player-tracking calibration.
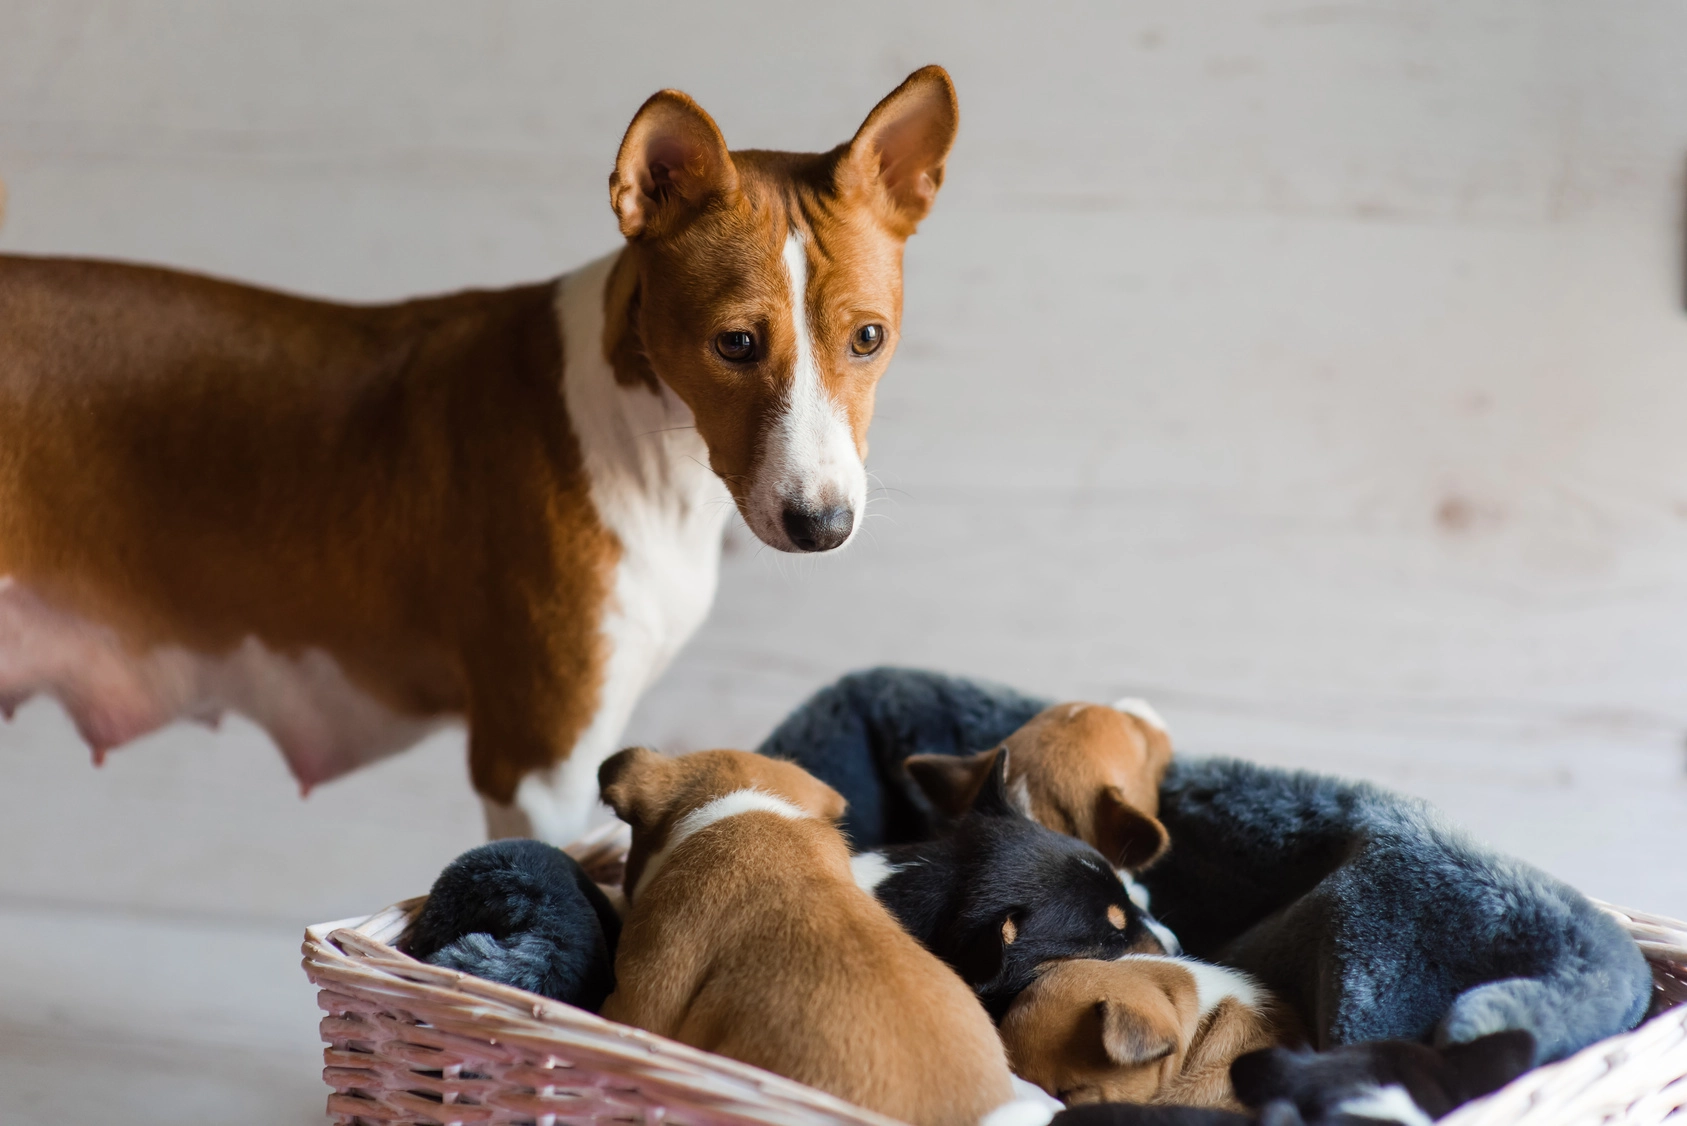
[470,605,669,847]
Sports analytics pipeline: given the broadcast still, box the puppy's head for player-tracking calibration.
[906,699,1173,871]
[598,747,847,902]
[1002,958,1197,1105]
[1229,1030,1535,1122]
[607,67,958,554]
[941,750,1166,1014]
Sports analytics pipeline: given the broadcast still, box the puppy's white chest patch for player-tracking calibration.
[0,577,439,788]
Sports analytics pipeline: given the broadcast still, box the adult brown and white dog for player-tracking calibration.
[0,67,958,844]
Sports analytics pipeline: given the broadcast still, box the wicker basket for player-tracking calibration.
[302,823,1687,1126]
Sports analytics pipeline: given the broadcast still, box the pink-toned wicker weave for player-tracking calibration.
[303,824,1687,1126]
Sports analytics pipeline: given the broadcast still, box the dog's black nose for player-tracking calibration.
[782,505,854,552]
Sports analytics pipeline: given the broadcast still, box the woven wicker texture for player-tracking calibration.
[303,826,1687,1126]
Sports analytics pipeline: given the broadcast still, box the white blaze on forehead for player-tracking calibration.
[631,787,811,903]
[743,229,866,546]
[1111,696,1168,734]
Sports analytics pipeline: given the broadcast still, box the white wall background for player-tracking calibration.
[3,3,1686,1123]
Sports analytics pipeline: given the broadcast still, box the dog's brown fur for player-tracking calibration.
[0,69,957,826]
[598,748,1014,1126]
[1001,957,1297,1111]
[907,701,1175,870]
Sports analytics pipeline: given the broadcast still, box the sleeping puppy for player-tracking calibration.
[403,838,621,1011]
[906,698,1174,872]
[1002,956,1298,1111]
[597,747,1018,1126]
[1229,1030,1535,1123]
[856,749,1167,1018]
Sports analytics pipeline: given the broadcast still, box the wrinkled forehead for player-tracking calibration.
[647,159,904,307]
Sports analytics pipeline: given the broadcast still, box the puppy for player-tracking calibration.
[597,747,1016,1126]
[403,838,621,1011]
[857,749,1167,1018]
[906,699,1174,871]
[1229,1030,1535,1125]
[1003,956,1297,1110]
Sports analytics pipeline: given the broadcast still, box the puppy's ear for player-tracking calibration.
[598,746,673,831]
[610,90,739,240]
[838,65,959,235]
[1439,1030,1536,1102]
[905,748,999,816]
[1228,1047,1299,1108]
[954,909,1020,986]
[1096,787,1171,871]
[1097,999,1178,1066]
[815,780,849,825]
[969,746,1022,819]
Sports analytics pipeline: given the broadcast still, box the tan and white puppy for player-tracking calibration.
[1000,955,1298,1111]
[597,746,1016,1126]
[906,699,1175,871]
[0,68,957,846]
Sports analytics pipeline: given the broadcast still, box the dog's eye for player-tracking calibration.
[715,330,757,362]
[850,323,885,356]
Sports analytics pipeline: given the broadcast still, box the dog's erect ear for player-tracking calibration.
[839,65,958,235]
[969,746,1022,819]
[610,90,739,240]
[598,746,674,831]
[1096,787,1171,871]
[1439,1030,1536,1102]
[1097,999,1178,1067]
[905,748,999,816]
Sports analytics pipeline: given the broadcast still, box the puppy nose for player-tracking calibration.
[781,505,854,552]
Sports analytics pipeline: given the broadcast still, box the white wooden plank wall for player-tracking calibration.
[2,3,1685,1122]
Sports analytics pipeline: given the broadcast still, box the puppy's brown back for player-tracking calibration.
[605,810,1013,1126]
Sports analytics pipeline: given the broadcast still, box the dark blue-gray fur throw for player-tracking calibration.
[403,838,621,1012]
[758,666,1652,1064]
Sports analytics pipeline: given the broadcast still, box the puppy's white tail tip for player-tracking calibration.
[1110,696,1167,734]
[980,1079,1062,1126]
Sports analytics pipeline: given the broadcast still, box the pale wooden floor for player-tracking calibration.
[5,3,1687,1122]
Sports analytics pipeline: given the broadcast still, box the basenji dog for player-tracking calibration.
[1002,956,1298,1110]
[0,67,958,845]
[596,746,1016,1126]
[855,748,1168,1018]
[905,699,1175,871]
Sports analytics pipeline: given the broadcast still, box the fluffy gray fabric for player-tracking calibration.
[758,666,1653,1064]
[1141,756,1652,1064]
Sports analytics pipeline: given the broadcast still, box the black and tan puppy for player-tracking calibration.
[854,750,1166,1017]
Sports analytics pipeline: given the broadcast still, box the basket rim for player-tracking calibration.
[303,899,912,1126]
[306,830,1687,1126]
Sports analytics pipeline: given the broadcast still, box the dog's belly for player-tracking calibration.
[0,576,443,789]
